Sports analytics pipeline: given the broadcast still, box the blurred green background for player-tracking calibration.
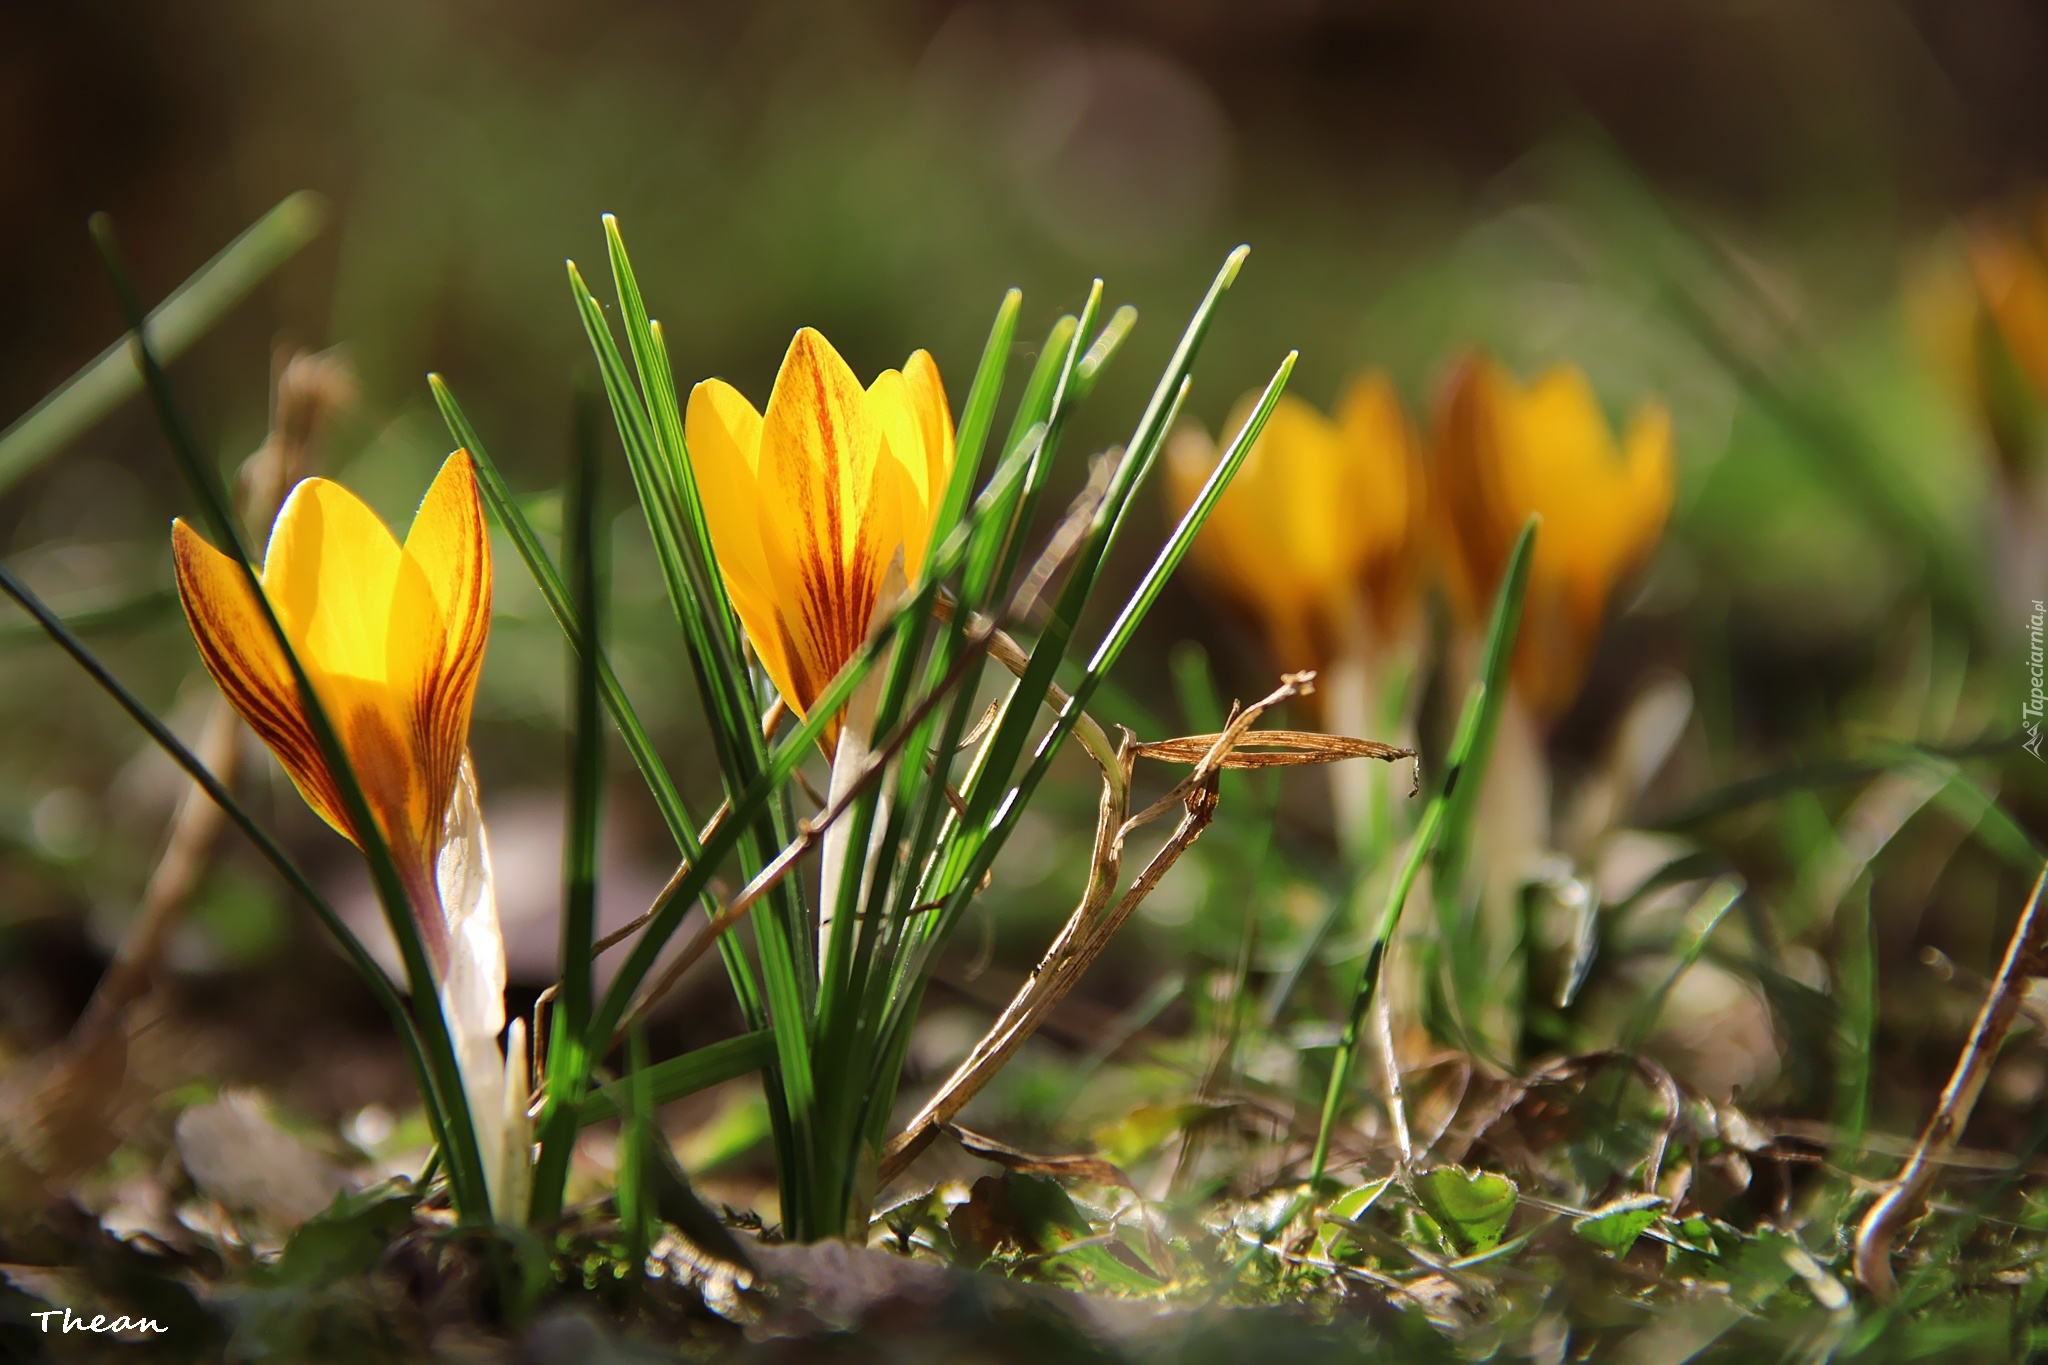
[4,0,2047,1167]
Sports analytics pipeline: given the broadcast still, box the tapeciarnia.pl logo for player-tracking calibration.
[2027,599,2046,762]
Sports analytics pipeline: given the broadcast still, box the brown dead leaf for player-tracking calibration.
[947,1124,1134,1191]
[1133,730,1415,770]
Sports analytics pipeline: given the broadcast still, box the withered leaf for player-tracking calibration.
[947,1124,1135,1191]
[1133,730,1415,770]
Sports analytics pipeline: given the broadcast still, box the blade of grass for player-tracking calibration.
[576,1030,775,1125]
[602,217,739,662]
[0,193,326,494]
[935,290,1024,557]
[831,288,1027,1023]
[582,407,1041,1071]
[806,301,1055,1213]
[922,340,1289,949]
[529,381,607,1226]
[1306,518,1535,1186]
[1071,304,1138,403]
[568,256,818,1203]
[428,377,701,861]
[90,215,492,1222]
[873,339,1291,1113]
[567,262,765,789]
[918,271,1196,922]
[430,375,767,1039]
[617,1025,655,1271]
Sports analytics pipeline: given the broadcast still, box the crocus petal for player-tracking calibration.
[402,451,493,825]
[1432,352,1673,723]
[687,378,801,699]
[1971,228,2048,400]
[1432,356,1515,626]
[755,328,888,730]
[261,476,445,878]
[1335,371,1426,635]
[171,520,348,838]
[868,367,932,578]
[688,329,952,750]
[1167,376,1425,687]
[901,349,956,552]
[172,454,497,962]
[686,380,776,607]
[435,754,514,1217]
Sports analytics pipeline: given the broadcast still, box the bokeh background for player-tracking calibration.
[6,0,2048,1202]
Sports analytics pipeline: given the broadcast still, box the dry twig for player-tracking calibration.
[878,671,1411,1186]
[1854,861,2048,1300]
[0,350,348,1208]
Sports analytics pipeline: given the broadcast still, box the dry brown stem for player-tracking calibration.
[1854,861,2048,1301]
[0,350,348,1208]
[876,671,1417,1187]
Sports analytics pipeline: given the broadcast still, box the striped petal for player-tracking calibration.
[171,518,348,839]
[688,329,953,748]
[402,451,494,840]
[170,452,494,959]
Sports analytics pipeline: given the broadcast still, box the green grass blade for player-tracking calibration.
[918,291,1104,890]
[0,193,326,495]
[923,347,1289,945]
[584,433,1037,1053]
[1084,359,1292,678]
[429,378,702,857]
[870,344,1287,1109]
[567,262,765,786]
[574,239,822,1212]
[575,1030,776,1125]
[586,233,825,1223]
[602,218,736,658]
[565,261,803,1054]
[933,288,1023,549]
[1306,518,1535,1185]
[430,373,769,1031]
[617,1025,655,1269]
[529,383,608,1227]
[1072,304,1138,403]
[90,215,493,1223]
[0,587,173,645]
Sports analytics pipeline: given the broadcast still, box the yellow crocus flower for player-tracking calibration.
[1164,373,1425,678]
[1913,208,2048,478]
[1434,354,1673,723]
[686,327,954,747]
[170,451,491,965]
[170,450,526,1220]
[1967,211,2048,407]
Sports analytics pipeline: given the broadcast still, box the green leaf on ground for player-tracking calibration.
[1572,1194,1665,1257]
[1313,1177,1393,1259]
[1414,1166,1518,1254]
[265,1183,418,1288]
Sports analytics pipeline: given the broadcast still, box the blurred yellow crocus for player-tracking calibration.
[1434,354,1673,722]
[1966,213,2048,405]
[172,450,527,1218]
[1914,208,2048,478]
[687,327,954,747]
[1165,374,1426,678]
